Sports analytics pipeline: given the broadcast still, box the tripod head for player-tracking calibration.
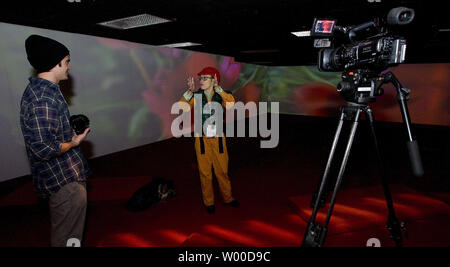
[337,69,424,177]
[337,69,386,104]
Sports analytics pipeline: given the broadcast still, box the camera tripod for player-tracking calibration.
[302,71,423,247]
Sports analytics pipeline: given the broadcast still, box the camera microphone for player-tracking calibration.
[348,21,379,43]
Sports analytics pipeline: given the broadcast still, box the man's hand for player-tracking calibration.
[58,127,90,156]
[70,127,90,147]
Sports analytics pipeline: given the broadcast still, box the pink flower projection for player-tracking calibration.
[219,57,242,90]
[141,53,242,138]
[290,65,450,126]
[373,64,450,125]
[234,82,261,103]
[291,82,345,117]
[94,36,450,131]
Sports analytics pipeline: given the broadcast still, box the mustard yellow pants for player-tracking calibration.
[194,136,233,206]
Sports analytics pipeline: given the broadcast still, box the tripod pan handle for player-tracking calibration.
[406,140,424,177]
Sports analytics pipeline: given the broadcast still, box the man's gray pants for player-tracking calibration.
[49,182,87,247]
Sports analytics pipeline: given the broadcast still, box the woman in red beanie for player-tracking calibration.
[180,67,240,214]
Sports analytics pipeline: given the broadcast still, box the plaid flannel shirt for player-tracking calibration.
[20,77,89,198]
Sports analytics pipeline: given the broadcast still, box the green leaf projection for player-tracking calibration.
[0,22,449,181]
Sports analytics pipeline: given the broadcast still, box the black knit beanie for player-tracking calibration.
[25,34,70,73]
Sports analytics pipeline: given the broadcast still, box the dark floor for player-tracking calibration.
[1,114,449,247]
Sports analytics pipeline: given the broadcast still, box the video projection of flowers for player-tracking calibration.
[0,22,449,181]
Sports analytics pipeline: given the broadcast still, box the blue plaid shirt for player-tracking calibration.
[20,77,89,198]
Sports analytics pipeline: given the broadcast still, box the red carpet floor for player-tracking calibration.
[1,118,449,247]
[291,184,450,246]
[1,168,449,247]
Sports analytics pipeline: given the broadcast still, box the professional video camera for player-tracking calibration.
[311,7,415,103]
[302,7,423,247]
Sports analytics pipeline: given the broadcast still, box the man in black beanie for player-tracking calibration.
[20,34,90,247]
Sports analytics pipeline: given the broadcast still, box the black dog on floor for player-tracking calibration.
[125,177,176,212]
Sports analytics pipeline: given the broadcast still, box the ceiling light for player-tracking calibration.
[291,30,311,37]
[97,14,171,30]
[159,42,202,48]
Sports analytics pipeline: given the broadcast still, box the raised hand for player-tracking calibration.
[213,74,222,92]
[187,76,196,92]
[213,74,219,89]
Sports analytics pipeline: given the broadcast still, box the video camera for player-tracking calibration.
[311,7,415,103]
[301,7,423,248]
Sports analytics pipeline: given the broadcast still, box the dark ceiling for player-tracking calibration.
[1,0,448,66]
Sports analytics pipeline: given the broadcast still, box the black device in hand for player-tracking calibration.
[70,114,90,135]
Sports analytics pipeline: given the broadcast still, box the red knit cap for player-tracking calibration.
[197,67,220,84]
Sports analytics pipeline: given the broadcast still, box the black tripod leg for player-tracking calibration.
[303,109,345,247]
[303,106,362,247]
[318,107,362,246]
[310,110,345,209]
[365,107,406,247]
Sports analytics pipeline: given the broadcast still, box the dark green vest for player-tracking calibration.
[194,89,227,126]
[193,89,232,154]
